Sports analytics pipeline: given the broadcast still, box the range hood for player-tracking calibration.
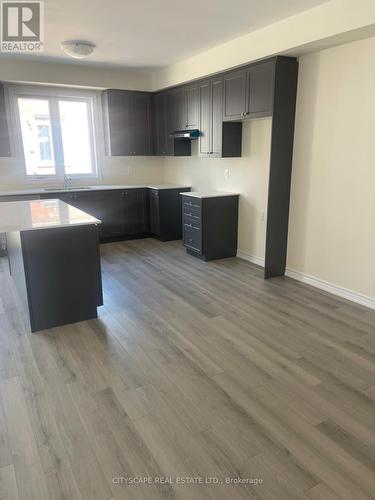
[169,129,200,140]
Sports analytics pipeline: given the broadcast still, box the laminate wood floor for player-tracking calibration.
[1,238,375,500]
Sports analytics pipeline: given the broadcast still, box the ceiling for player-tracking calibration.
[6,0,330,68]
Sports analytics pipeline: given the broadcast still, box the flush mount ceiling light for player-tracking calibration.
[61,40,95,59]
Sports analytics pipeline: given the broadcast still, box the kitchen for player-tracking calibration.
[0,1,375,499]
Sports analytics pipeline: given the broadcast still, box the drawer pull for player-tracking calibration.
[184,223,200,230]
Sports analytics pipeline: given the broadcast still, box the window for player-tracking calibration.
[7,85,103,181]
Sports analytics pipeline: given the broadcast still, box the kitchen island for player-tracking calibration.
[0,199,103,332]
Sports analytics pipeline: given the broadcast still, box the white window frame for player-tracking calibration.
[5,84,104,184]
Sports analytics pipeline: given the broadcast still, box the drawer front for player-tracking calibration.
[183,217,201,231]
[182,197,201,210]
[183,209,201,224]
[183,227,202,253]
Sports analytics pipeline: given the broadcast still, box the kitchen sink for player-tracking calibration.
[43,186,92,191]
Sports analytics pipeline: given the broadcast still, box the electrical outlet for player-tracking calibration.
[224,168,230,179]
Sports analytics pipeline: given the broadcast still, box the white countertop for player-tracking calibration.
[147,184,191,191]
[0,199,101,232]
[180,191,240,199]
[0,184,191,197]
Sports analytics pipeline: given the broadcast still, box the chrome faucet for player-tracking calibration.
[63,175,72,190]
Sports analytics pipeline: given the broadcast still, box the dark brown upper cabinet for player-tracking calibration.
[211,78,224,157]
[199,77,241,158]
[174,87,186,131]
[152,92,168,156]
[223,60,274,121]
[103,89,152,156]
[247,60,275,118]
[166,91,176,155]
[198,80,211,157]
[0,83,11,157]
[199,77,224,158]
[223,70,247,121]
[185,83,199,129]
[172,84,199,131]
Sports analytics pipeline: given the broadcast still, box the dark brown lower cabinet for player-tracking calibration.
[149,189,160,236]
[182,194,239,261]
[7,224,102,332]
[123,189,149,235]
[39,187,190,241]
[99,190,126,238]
[149,188,191,241]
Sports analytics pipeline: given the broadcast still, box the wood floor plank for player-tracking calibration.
[0,464,20,500]
[0,377,50,500]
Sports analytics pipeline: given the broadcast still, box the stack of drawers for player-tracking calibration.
[181,193,239,261]
[182,197,202,254]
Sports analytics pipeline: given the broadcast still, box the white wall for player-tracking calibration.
[0,58,152,91]
[152,0,375,90]
[163,119,272,261]
[287,36,375,301]
[0,155,164,191]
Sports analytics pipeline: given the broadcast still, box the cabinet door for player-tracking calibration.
[123,189,148,235]
[166,92,175,156]
[185,84,199,129]
[69,191,102,220]
[130,92,152,155]
[198,81,211,157]
[223,70,247,121]
[153,93,168,156]
[247,61,274,118]
[103,90,131,156]
[99,190,125,237]
[149,189,160,236]
[211,78,223,157]
[0,83,11,157]
[174,87,186,131]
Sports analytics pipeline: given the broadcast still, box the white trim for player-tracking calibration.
[236,250,265,267]
[285,268,375,310]
[236,250,375,310]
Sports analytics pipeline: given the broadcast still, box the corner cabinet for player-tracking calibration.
[103,89,152,156]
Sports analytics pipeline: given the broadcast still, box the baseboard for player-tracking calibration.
[285,267,375,311]
[236,250,265,267]
[237,250,375,310]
